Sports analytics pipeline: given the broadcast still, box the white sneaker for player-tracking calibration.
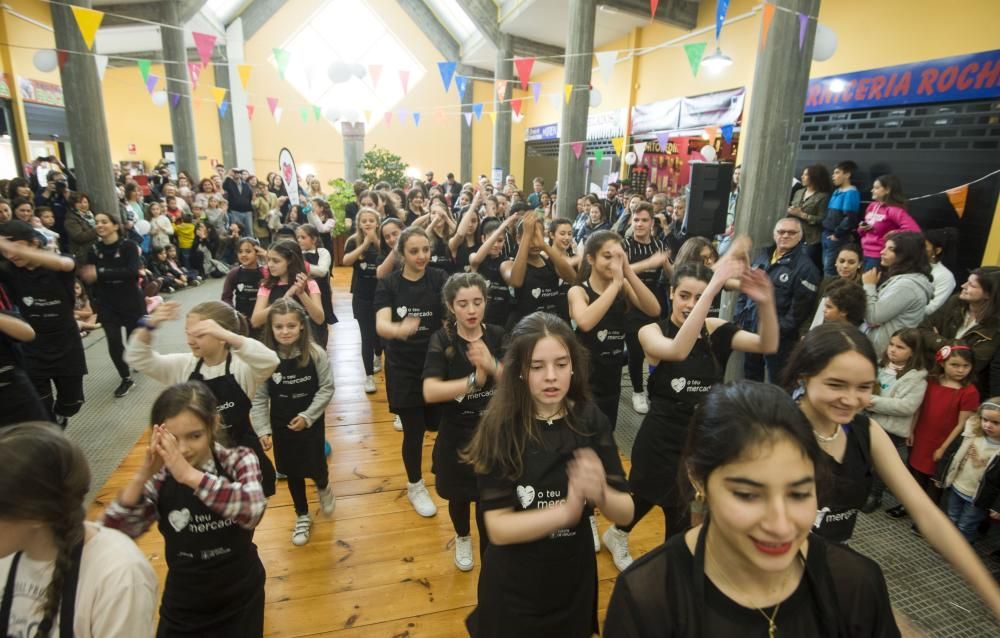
[318,485,336,518]
[291,514,312,546]
[590,515,601,552]
[407,480,437,517]
[632,391,649,414]
[373,355,382,373]
[603,525,634,572]
[364,375,376,394]
[393,414,403,432]
[454,535,474,572]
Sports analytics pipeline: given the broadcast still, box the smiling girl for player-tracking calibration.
[296,224,336,346]
[249,239,324,344]
[222,237,266,328]
[343,208,383,392]
[469,216,517,327]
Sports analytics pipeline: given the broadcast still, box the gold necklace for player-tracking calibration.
[705,549,793,638]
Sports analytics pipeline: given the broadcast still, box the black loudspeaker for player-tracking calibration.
[684,162,735,238]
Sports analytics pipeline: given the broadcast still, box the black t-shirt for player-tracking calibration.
[344,237,379,299]
[422,323,505,431]
[625,236,665,296]
[476,255,511,327]
[86,238,145,319]
[427,235,456,274]
[373,268,447,368]
[575,281,627,373]
[510,258,567,325]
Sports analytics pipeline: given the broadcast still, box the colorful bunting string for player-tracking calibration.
[192,32,217,68]
[683,42,707,77]
[513,57,535,90]
[237,64,253,90]
[437,61,457,92]
[273,48,291,79]
[70,6,103,51]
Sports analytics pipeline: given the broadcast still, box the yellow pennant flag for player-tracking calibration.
[212,86,227,108]
[237,64,252,90]
[488,111,497,124]
[564,84,573,104]
[611,136,625,156]
[363,110,372,124]
[71,6,104,51]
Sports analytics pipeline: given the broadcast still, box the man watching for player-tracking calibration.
[223,168,254,237]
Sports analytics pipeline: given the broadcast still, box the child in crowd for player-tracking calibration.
[938,398,1000,542]
[251,298,335,546]
[33,205,60,251]
[174,212,196,267]
[223,237,267,327]
[810,277,867,328]
[164,195,183,224]
[166,244,202,286]
[73,278,100,337]
[148,201,174,251]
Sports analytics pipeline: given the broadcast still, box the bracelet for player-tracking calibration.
[137,316,157,331]
[467,371,478,392]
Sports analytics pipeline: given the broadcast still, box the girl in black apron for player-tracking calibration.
[343,208,382,392]
[374,226,447,517]
[500,213,577,328]
[469,216,516,327]
[426,203,458,275]
[250,239,325,346]
[0,229,86,425]
[547,218,580,324]
[1,423,157,638]
[222,237,266,332]
[102,382,268,637]
[604,382,901,638]
[124,299,280,497]
[422,273,505,572]
[449,208,481,272]
[296,224,337,346]
[252,298,335,546]
[781,323,1000,617]
[603,259,779,572]
[464,312,634,638]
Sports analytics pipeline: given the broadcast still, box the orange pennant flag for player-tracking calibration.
[71,6,104,51]
[237,64,252,90]
[212,86,227,108]
[564,84,573,104]
[946,185,968,218]
[611,137,625,156]
[760,3,776,50]
[705,125,720,142]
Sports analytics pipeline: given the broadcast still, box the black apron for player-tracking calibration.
[477,256,511,328]
[1,542,82,638]
[303,251,338,325]
[467,420,598,638]
[508,259,567,329]
[267,355,327,480]
[156,448,265,637]
[189,354,276,497]
[813,414,874,544]
[576,281,627,428]
[232,266,263,321]
[268,279,328,347]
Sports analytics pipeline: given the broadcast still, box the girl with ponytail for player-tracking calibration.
[1,422,156,637]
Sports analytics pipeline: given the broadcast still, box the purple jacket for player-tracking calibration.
[858,202,920,258]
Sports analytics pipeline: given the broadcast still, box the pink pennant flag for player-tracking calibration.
[192,32,217,68]
[170,93,181,108]
[398,70,410,94]
[368,64,382,87]
[571,141,585,160]
[464,112,473,126]
[496,79,508,100]
[383,111,393,126]
[246,104,255,120]
[187,63,201,90]
[513,57,535,90]
[531,82,542,104]
[266,96,279,116]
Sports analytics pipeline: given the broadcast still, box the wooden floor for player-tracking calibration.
[86,267,667,637]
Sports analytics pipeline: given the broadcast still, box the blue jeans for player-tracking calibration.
[229,210,253,237]
[743,337,794,384]
[946,488,987,543]
[862,256,881,272]
[821,234,842,277]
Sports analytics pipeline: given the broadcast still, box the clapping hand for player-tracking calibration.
[567,448,608,509]
[395,316,421,340]
[152,425,197,484]
[148,300,182,328]
[466,339,497,381]
[739,268,775,304]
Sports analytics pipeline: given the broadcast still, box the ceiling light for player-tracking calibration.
[701,47,733,72]
[829,78,847,93]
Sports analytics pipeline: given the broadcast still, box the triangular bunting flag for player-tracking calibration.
[684,42,707,77]
[170,93,181,108]
[650,0,660,19]
[611,137,625,156]
[464,112,474,126]
[434,108,447,123]
[715,0,731,42]
[413,112,421,126]
[187,62,201,90]
[594,51,617,87]
[384,112,392,126]
[511,98,523,117]
[273,48,291,79]
[399,70,410,94]
[761,3,776,50]
[363,110,372,123]
[212,86,227,108]
[70,6,103,51]
[531,82,542,104]
[798,13,809,50]
[57,50,69,71]
[595,149,605,163]
[313,105,322,122]
[564,84,573,104]
[299,106,310,123]
[368,64,382,87]
[472,103,484,120]
[273,107,283,124]
[192,32,217,68]
[455,75,469,98]
[237,64,252,90]
[94,54,109,80]
[397,109,408,125]
[705,125,719,142]
[656,132,670,151]
[437,61,457,92]
[721,124,734,143]
[634,142,647,162]
[137,59,151,83]
[488,111,497,124]
[549,91,562,109]
[514,57,535,90]
[219,101,229,118]
[145,74,159,94]
[571,142,584,159]
[266,97,279,116]
[247,104,255,120]
[496,80,508,100]
[946,185,968,218]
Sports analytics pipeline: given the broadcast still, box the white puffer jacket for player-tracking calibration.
[868,368,928,438]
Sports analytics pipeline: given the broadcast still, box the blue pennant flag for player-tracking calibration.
[716,0,731,41]
[472,102,484,120]
[721,124,734,144]
[455,75,469,98]
[438,61,457,92]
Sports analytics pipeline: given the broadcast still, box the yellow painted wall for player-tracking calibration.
[0,0,59,83]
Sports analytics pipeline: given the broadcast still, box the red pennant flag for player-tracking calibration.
[510,98,523,117]
[399,70,410,94]
[513,57,535,90]
[650,0,659,20]
[760,3,776,50]
[57,50,69,70]
[246,104,255,120]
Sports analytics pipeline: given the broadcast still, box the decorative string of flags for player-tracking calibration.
[908,169,1000,219]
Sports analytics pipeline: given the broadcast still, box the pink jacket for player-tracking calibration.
[858,202,921,258]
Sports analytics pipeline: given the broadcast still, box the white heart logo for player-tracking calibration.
[22,296,34,307]
[516,485,536,508]
[168,508,191,532]
[359,262,367,270]
[272,372,283,384]
[597,329,608,342]
[670,377,687,393]
[396,306,408,318]
[530,288,541,299]
[236,283,244,292]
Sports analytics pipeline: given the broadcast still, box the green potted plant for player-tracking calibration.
[359,147,408,188]
[326,178,356,266]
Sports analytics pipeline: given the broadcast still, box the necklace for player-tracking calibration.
[535,408,564,425]
[706,549,791,638]
[813,425,841,443]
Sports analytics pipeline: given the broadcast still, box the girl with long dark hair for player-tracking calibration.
[249,239,324,341]
[296,223,336,346]
[469,215,517,327]
[857,175,920,270]
[861,231,933,355]
[343,207,383,393]
[500,213,577,328]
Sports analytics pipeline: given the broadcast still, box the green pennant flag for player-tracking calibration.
[273,48,291,79]
[299,106,310,123]
[594,148,605,163]
[313,105,322,121]
[684,42,707,77]
[137,59,151,83]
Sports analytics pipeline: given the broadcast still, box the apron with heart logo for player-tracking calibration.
[477,255,511,327]
[156,447,265,636]
[629,318,739,505]
[267,355,326,480]
[576,281,627,428]
[508,259,566,329]
[303,250,338,326]
[190,354,276,497]
[231,266,263,320]
[346,239,378,299]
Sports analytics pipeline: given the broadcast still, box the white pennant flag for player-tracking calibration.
[594,51,617,87]
[548,91,562,109]
[634,142,647,162]
[273,106,283,124]
[94,54,109,80]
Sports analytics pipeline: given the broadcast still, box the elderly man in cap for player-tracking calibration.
[424,170,437,187]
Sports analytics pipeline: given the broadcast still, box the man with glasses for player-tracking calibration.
[735,216,820,383]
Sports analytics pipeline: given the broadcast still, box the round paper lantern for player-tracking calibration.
[324,106,343,122]
[134,219,151,235]
[349,63,366,78]
[624,151,637,166]
[327,61,353,84]
[700,145,718,162]
[589,88,602,108]
[33,49,58,73]
[812,24,838,62]
[151,91,168,107]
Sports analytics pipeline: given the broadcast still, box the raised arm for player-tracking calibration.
[0,236,74,272]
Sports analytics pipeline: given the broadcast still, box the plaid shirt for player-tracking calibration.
[102,443,267,537]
